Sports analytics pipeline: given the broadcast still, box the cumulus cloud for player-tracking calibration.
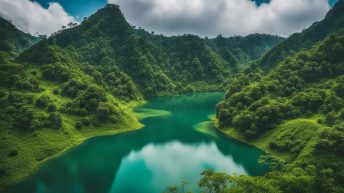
[109,141,248,192]
[0,0,76,35]
[109,0,330,37]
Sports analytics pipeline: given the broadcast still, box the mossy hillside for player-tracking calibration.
[218,116,325,162]
[214,32,344,192]
[0,48,146,191]
[0,120,142,191]
[0,18,39,57]
[0,70,143,191]
[18,5,283,98]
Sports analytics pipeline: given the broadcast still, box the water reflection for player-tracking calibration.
[109,141,248,193]
[6,93,268,193]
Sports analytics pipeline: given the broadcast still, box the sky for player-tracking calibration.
[0,0,338,37]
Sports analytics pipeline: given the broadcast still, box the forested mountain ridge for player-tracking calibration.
[135,29,283,73]
[19,4,283,98]
[213,1,344,192]
[214,33,344,193]
[0,18,39,58]
[205,34,283,70]
[0,4,282,190]
[259,0,344,71]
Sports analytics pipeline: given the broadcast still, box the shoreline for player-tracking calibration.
[1,102,145,192]
[211,116,285,161]
[211,115,324,163]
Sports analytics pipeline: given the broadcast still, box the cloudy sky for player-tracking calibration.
[0,0,338,37]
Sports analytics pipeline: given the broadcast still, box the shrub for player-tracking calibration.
[53,89,59,95]
[47,103,57,112]
[75,121,82,129]
[41,63,71,82]
[96,102,115,121]
[35,95,50,109]
[325,112,337,126]
[317,125,344,154]
[81,117,91,126]
[48,113,62,129]
[8,150,18,157]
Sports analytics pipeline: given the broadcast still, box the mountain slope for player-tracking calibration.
[206,34,284,70]
[0,17,39,58]
[0,5,143,190]
[215,1,344,192]
[259,0,344,70]
[136,29,284,73]
[19,4,282,98]
[0,3,284,191]
[216,32,344,193]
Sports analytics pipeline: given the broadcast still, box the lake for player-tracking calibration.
[6,92,268,193]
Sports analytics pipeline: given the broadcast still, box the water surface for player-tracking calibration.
[7,93,268,193]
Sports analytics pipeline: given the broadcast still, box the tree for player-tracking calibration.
[96,102,114,121]
[48,113,62,129]
[199,169,229,193]
[47,104,57,112]
[325,112,337,126]
[35,95,50,108]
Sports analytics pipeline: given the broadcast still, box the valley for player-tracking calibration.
[0,0,344,192]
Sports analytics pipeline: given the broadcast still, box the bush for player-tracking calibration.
[41,63,71,82]
[325,112,337,126]
[8,150,18,157]
[35,95,50,109]
[48,113,62,129]
[53,89,59,95]
[81,117,91,126]
[96,102,115,121]
[47,103,57,112]
[317,125,344,154]
[61,79,87,98]
[12,107,34,131]
[75,121,82,129]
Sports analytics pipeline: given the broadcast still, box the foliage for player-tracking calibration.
[0,17,39,57]
[258,0,344,70]
[215,2,344,191]
[317,124,344,154]
[218,33,344,137]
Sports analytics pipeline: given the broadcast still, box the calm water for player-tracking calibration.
[6,93,268,193]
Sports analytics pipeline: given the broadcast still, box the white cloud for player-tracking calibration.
[108,0,117,4]
[0,0,76,35]
[110,0,330,37]
[109,141,248,192]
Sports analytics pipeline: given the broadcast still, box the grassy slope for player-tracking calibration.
[215,115,326,162]
[0,80,143,191]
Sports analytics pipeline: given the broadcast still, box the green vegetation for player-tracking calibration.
[217,33,344,137]
[0,4,280,191]
[0,64,142,189]
[134,108,171,120]
[1,0,343,192]
[259,0,344,71]
[0,18,39,59]
[18,4,282,98]
[211,1,344,192]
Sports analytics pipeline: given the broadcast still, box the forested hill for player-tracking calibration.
[0,18,39,58]
[0,4,283,189]
[135,29,283,72]
[215,0,344,192]
[259,0,344,71]
[205,34,283,69]
[19,4,283,98]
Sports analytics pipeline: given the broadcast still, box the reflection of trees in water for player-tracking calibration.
[7,93,266,193]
